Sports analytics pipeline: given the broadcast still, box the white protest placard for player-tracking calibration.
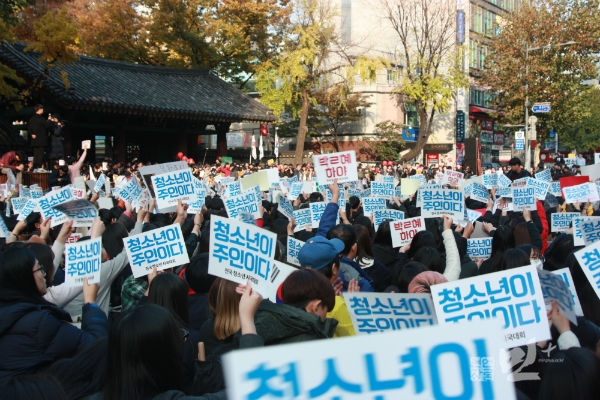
[581,163,600,181]
[550,212,580,233]
[581,217,600,245]
[288,181,303,199]
[0,216,9,238]
[575,240,600,301]
[469,182,489,203]
[548,181,562,196]
[97,197,114,210]
[19,185,30,198]
[293,208,312,232]
[65,232,82,244]
[343,292,437,335]
[482,173,498,189]
[151,169,196,211]
[11,197,28,215]
[442,169,464,187]
[420,188,464,220]
[223,185,262,219]
[563,182,599,204]
[124,224,189,278]
[286,236,304,267]
[389,217,426,248]
[187,177,207,213]
[467,237,493,260]
[537,268,577,325]
[552,268,584,316]
[497,173,512,188]
[52,199,99,227]
[309,201,327,228]
[313,150,358,185]
[92,173,106,193]
[209,216,295,301]
[139,160,188,195]
[534,168,552,182]
[223,319,514,400]
[16,198,37,221]
[69,186,86,200]
[526,177,550,200]
[370,181,395,199]
[38,186,73,227]
[573,216,600,246]
[277,198,294,221]
[511,184,537,211]
[222,180,242,198]
[400,178,420,196]
[373,209,404,230]
[431,265,550,348]
[64,237,102,286]
[81,140,91,150]
[362,197,386,218]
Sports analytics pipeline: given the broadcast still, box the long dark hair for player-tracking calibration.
[148,273,190,326]
[103,304,184,400]
[0,245,40,301]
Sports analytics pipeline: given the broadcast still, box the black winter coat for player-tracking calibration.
[0,301,107,381]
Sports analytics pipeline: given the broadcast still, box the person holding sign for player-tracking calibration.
[98,282,262,400]
[0,246,107,381]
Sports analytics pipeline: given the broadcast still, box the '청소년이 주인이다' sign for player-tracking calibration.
[550,212,580,233]
[52,199,99,228]
[574,241,600,303]
[151,169,196,211]
[208,215,296,301]
[430,264,550,348]
[467,237,493,260]
[64,237,102,287]
[286,236,304,267]
[123,224,189,278]
[343,292,437,335]
[419,188,464,220]
[222,318,515,400]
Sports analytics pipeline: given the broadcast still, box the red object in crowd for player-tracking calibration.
[177,152,184,159]
[260,124,268,136]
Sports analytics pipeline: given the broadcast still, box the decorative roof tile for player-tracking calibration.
[0,41,275,123]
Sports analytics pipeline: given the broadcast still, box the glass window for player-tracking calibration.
[404,103,419,127]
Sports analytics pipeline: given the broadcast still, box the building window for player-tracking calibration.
[404,103,419,127]
[471,5,483,34]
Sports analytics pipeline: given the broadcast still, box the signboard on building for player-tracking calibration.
[456,110,465,142]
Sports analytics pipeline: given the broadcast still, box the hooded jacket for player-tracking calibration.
[0,300,107,381]
[255,300,337,345]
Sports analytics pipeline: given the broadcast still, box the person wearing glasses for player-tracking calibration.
[0,245,107,381]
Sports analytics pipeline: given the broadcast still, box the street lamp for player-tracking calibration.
[524,41,576,170]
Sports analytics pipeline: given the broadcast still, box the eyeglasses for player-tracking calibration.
[33,263,46,276]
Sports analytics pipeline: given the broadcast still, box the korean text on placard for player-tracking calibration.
[343,292,437,335]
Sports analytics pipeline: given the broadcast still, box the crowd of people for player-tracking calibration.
[0,135,599,400]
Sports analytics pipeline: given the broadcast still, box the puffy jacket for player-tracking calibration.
[0,301,107,381]
[255,300,337,345]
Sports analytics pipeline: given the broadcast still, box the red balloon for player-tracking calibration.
[182,156,188,162]
[188,158,195,164]
[177,152,184,159]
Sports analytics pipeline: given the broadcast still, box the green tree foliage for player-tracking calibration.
[256,0,382,165]
[380,0,469,162]
[560,86,600,150]
[481,0,600,148]
[308,84,372,151]
[369,120,406,161]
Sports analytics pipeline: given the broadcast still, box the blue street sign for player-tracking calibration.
[515,139,525,151]
[532,102,551,113]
